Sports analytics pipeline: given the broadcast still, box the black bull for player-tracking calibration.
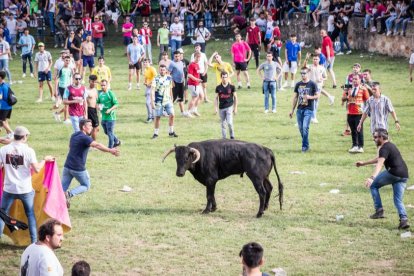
[162,139,283,218]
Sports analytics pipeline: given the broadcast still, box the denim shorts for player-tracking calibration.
[154,102,174,117]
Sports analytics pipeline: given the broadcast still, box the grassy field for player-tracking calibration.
[0,39,413,275]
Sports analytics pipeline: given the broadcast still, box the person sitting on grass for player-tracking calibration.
[239,242,270,276]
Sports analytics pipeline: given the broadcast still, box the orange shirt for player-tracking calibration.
[343,86,369,115]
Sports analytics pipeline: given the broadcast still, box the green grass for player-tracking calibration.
[1,40,414,275]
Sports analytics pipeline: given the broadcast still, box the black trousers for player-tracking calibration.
[347,114,364,148]
[249,43,260,68]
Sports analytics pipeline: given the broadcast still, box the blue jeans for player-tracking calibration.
[170,39,181,58]
[394,18,411,33]
[186,14,195,35]
[101,120,119,148]
[287,7,305,20]
[0,59,12,82]
[48,12,55,33]
[370,170,408,219]
[93,37,104,57]
[296,108,313,150]
[22,53,33,74]
[385,15,397,32]
[263,81,276,111]
[0,190,37,243]
[364,14,372,29]
[339,32,351,52]
[204,11,212,31]
[62,167,91,197]
[70,115,84,132]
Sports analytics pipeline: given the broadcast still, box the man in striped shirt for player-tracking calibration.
[357,82,400,135]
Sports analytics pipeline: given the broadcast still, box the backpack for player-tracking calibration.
[7,88,17,106]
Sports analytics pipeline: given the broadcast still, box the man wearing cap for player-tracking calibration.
[34,42,53,103]
[18,28,36,78]
[0,126,54,243]
[357,82,400,135]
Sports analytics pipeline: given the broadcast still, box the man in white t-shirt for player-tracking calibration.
[0,126,53,243]
[5,14,17,55]
[20,219,64,276]
[34,42,53,103]
[409,49,414,83]
[0,35,12,83]
[169,15,184,58]
[193,21,211,53]
[190,43,210,102]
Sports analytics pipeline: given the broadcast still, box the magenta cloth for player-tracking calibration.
[42,161,71,228]
[0,169,3,206]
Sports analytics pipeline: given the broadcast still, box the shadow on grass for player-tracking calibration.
[72,207,200,217]
[0,243,26,251]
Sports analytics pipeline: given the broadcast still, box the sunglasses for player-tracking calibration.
[75,78,82,80]
[300,72,307,75]
[101,84,107,87]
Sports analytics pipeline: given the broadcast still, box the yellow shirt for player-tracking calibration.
[91,65,112,90]
[211,62,233,85]
[144,66,157,86]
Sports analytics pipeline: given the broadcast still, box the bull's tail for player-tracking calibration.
[271,154,284,210]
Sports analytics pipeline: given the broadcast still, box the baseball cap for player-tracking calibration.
[14,126,30,136]
[177,48,184,54]
[38,42,45,47]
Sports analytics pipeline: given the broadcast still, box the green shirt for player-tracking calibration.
[158,28,169,45]
[97,90,118,121]
[58,67,73,88]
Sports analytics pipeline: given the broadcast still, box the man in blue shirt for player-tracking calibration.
[0,71,14,139]
[18,28,35,78]
[282,33,301,89]
[62,119,119,208]
[127,35,145,91]
[168,50,188,117]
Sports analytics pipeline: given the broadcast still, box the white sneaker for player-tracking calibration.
[264,109,269,113]
[386,31,392,36]
[356,147,364,153]
[272,109,277,113]
[290,82,295,88]
[35,98,42,103]
[30,73,34,78]
[348,146,358,153]
[63,119,71,124]
[370,26,377,32]
[192,110,201,117]
[287,21,290,26]
[51,96,56,102]
[22,73,26,78]
[407,185,414,190]
[346,50,352,55]
[282,82,288,88]
[53,112,61,122]
[328,95,335,105]
[336,52,344,55]
[136,83,140,90]
[311,118,319,124]
[128,83,132,91]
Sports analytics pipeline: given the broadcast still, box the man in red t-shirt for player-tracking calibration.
[63,73,88,132]
[342,74,369,153]
[187,52,203,116]
[92,16,105,57]
[246,17,261,69]
[320,29,337,88]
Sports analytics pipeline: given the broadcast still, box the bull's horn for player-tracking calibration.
[189,147,201,163]
[162,147,176,163]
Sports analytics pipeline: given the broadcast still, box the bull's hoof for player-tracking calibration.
[256,212,264,218]
[211,206,217,212]
[202,209,211,214]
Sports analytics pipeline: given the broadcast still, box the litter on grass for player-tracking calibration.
[272,267,287,276]
[400,232,411,238]
[120,185,132,192]
[329,189,340,194]
[289,171,306,175]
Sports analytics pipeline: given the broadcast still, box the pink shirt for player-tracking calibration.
[123,22,134,38]
[139,27,152,44]
[231,41,250,63]
[82,17,92,32]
